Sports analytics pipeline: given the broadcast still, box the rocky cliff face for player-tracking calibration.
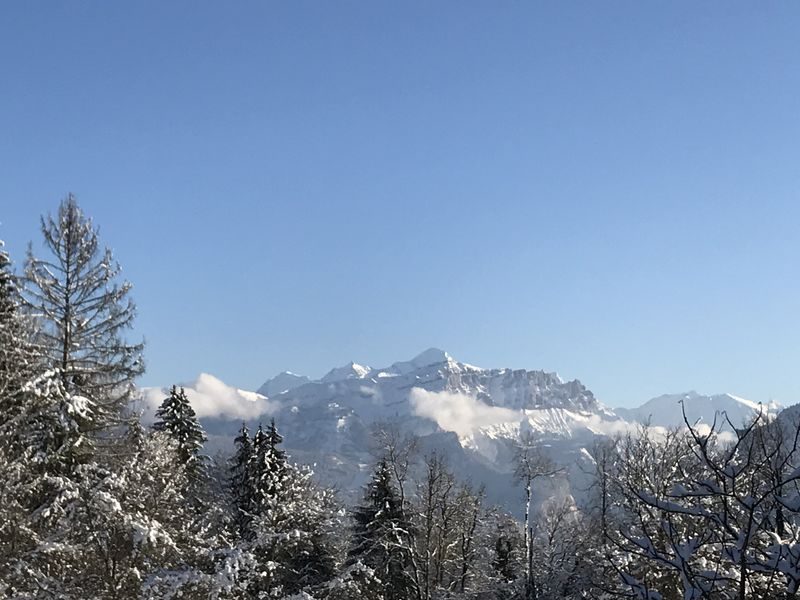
[141,348,780,515]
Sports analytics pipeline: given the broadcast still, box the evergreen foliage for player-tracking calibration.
[229,421,254,534]
[152,385,208,477]
[249,420,289,514]
[348,460,418,600]
[11,198,800,599]
[0,239,36,410]
[220,419,340,598]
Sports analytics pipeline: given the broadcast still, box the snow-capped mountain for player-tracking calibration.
[139,349,785,515]
[245,348,617,510]
[256,371,310,397]
[615,391,781,430]
[320,362,371,383]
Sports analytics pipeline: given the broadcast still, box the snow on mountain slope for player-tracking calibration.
[256,371,311,397]
[615,391,781,430]
[182,349,618,511]
[321,362,371,383]
[139,351,781,515]
[388,348,461,375]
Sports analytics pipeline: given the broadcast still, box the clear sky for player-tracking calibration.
[2,2,799,408]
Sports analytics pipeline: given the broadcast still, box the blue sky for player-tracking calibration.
[2,2,799,407]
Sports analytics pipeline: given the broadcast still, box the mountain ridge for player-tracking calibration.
[139,349,785,512]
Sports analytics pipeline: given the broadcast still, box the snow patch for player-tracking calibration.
[321,362,371,383]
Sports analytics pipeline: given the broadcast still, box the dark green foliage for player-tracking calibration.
[249,420,289,512]
[0,239,15,322]
[153,385,207,476]
[348,460,418,600]
[493,533,516,583]
[0,240,36,412]
[229,421,253,534]
[234,420,339,597]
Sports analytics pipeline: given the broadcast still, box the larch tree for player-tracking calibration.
[22,194,144,425]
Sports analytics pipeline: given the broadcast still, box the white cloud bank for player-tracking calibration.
[138,373,277,423]
[409,388,521,437]
[409,388,681,442]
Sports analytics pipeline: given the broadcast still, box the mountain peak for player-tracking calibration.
[388,347,456,376]
[321,361,371,383]
[257,371,311,397]
[411,347,452,367]
[615,390,782,429]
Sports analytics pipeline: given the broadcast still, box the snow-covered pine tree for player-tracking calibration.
[348,460,418,600]
[1,239,31,423]
[152,385,207,477]
[249,463,340,597]
[266,417,287,464]
[22,194,144,425]
[248,420,289,513]
[492,532,515,583]
[229,422,254,535]
[0,369,95,597]
[228,420,340,598]
[0,238,19,380]
[0,239,36,407]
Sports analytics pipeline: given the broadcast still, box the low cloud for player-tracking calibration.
[137,373,277,422]
[581,414,666,438]
[409,388,521,437]
[580,415,738,445]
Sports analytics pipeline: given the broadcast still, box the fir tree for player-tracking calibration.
[229,421,339,597]
[152,385,207,477]
[266,417,287,464]
[0,238,17,337]
[249,420,289,513]
[22,194,144,425]
[0,370,95,596]
[0,239,35,406]
[229,421,254,534]
[492,534,515,583]
[348,460,418,600]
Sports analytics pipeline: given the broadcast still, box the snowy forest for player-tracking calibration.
[4,197,800,600]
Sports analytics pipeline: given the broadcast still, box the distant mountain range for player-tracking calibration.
[139,348,784,513]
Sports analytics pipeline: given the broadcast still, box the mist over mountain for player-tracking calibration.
[140,348,784,511]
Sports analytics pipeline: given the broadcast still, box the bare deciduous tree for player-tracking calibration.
[370,420,419,508]
[514,432,564,599]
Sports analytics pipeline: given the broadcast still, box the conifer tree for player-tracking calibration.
[229,422,254,534]
[492,534,515,583]
[22,195,144,424]
[266,417,287,464]
[249,420,289,512]
[0,239,35,404]
[228,420,340,597]
[152,385,207,477]
[0,239,18,350]
[348,460,418,600]
[0,370,95,596]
